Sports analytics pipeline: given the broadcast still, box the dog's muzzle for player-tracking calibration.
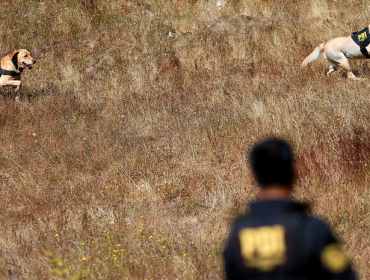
[22,61,35,69]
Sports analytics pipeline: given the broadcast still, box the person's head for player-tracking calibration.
[249,138,294,189]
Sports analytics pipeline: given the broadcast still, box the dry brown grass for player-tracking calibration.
[0,0,370,279]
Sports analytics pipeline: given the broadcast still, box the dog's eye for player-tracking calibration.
[24,55,28,58]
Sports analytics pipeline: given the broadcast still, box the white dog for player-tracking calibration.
[301,26,370,80]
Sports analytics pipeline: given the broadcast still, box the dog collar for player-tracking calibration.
[0,56,23,77]
[11,55,23,73]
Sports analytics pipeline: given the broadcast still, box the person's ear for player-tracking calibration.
[291,164,296,185]
[251,172,257,184]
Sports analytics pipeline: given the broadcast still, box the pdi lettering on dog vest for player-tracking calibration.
[351,27,370,58]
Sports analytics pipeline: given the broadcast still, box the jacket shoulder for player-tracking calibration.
[304,215,334,235]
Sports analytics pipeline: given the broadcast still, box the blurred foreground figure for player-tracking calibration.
[223,138,357,280]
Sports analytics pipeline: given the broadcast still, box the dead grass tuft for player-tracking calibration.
[0,0,369,279]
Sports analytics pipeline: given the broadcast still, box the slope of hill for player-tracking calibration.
[0,0,369,279]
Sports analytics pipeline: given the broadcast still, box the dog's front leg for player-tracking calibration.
[2,80,22,92]
[14,81,22,93]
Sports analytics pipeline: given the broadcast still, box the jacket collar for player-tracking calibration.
[249,199,309,216]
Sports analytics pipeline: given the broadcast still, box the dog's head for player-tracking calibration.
[8,49,36,70]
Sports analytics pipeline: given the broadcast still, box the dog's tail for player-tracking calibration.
[301,42,325,69]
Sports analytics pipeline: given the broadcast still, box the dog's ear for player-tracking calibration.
[7,50,20,62]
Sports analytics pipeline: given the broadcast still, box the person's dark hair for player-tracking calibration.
[249,138,294,188]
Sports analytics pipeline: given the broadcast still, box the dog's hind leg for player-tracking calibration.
[325,64,338,76]
[323,54,337,76]
[325,49,364,80]
[336,57,363,80]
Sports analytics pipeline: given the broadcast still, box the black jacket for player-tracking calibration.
[223,200,357,280]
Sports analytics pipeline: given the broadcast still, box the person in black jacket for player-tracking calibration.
[223,138,357,280]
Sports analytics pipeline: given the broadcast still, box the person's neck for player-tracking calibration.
[259,185,292,200]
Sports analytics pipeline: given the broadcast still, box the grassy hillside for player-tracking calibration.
[0,0,370,279]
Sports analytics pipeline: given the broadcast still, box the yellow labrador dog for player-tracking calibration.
[0,49,36,93]
[301,26,370,80]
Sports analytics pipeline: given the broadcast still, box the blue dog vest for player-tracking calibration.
[351,27,370,58]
